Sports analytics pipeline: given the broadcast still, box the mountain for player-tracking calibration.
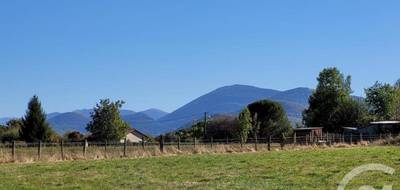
[73,109,135,118]
[0,118,13,125]
[48,112,90,134]
[122,113,164,136]
[157,85,313,135]
[47,112,62,119]
[139,109,168,120]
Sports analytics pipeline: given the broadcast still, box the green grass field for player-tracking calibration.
[0,146,399,190]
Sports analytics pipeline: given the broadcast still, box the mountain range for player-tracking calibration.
[0,85,314,136]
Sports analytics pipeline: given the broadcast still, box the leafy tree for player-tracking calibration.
[0,119,22,142]
[365,82,396,120]
[63,131,85,142]
[331,98,371,128]
[303,67,353,132]
[247,100,292,137]
[86,99,130,141]
[238,108,252,142]
[20,95,54,142]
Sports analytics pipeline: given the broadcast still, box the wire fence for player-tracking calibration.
[0,133,394,163]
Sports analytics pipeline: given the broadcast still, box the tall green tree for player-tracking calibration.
[86,99,130,141]
[365,82,396,120]
[303,67,353,132]
[247,100,292,137]
[238,108,252,142]
[20,95,54,142]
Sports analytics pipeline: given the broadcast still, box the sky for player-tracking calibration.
[1,0,400,117]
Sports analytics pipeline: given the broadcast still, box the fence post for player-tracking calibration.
[210,137,213,148]
[359,133,363,143]
[193,137,196,149]
[60,140,64,160]
[123,138,127,157]
[159,135,164,153]
[350,134,353,145]
[83,140,87,157]
[293,132,297,145]
[38,141,42,160]
[104,140,108,157]
[240,136,243,149]
[177,136,181,150]
[254,136,258,151]
[281,134,285,150]
[268,136,271,151]
[141,136,145,150]
[226,137,229,145]
[305,135,309,146]
[12,141,15,161]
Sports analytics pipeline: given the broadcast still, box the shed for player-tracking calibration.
[293,127,323,138]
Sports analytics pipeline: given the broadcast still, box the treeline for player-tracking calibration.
[0,97,130,143]
[167,67,400,142]
[165,100,293,142]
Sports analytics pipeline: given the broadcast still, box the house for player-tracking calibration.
[361,121,400,136]
[121,128,152,143]
[293,127,323,139]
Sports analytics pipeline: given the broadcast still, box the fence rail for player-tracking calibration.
[0,133,393,163]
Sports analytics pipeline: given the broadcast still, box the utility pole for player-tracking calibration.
[203,112,207,138]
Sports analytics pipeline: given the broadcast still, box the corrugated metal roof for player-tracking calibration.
[370,121,400,125]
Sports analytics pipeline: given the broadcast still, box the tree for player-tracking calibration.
[86,99,130,141]
[247,100,292,138]
[392,80,400,120]
[303,67,353,132]
[365,82,396,120]
[20,95,54,142]
[238,108,252,142]
[331,98,371,128]
[0,119,22,142]
[63,131,85,142]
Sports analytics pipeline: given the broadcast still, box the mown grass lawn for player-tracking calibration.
[0,146,399,190]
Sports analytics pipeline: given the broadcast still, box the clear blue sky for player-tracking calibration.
[1,0,400,117]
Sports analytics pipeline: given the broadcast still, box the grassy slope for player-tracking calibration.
[0,147,399,190]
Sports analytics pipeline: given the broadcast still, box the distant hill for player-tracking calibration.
[122,113,164,136]
[157,85,313,135]
[1,85,320,136]
[140,109,168,120]
[48,112,90,134]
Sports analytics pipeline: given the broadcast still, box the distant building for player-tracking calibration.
[293,127,323,138]
[343,121,400,136]
[121,128,151,143]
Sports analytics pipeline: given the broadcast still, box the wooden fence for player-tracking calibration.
[0,133,392,163]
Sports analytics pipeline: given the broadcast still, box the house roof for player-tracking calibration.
[370,121,400,125]
[293,127,323,131]
[128,128,152,139]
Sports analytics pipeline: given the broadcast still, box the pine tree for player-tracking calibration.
[20,95,54,142]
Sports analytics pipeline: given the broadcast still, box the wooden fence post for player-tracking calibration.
[60,141,64,160]
[12,141,15,161]
[240,136,243,149]
[281,134,285,150]
[254,136,258,151]
[293,132,297,145]
[177,136,181,150]
[159,135,164,153]
[268,136,271,151]
[305,135,309,146]
[193,137,196,149]
[123,138,127,157]
[141,136,145,150]
[38,141,42,160]
[226,137,229,145]
[350,134,353,145]
[359,133,363,143]
[210,137,213,148]
[83,140,87,157]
